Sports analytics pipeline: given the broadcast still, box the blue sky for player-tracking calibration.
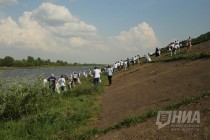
[0,0,210,64]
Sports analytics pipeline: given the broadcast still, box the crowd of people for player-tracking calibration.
[105,36,192,87]
[43,69,96,94]
[168,40,181,56]
[111,54,150,74]
[43,66,113,94]
[44,36,192,94]
[167,37,192,56]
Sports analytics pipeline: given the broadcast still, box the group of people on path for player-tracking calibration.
[104,53,153,86]
[112,54,145,74]
[44,66,113,93]
[106,36,193,87]
[168,36,192,56]
[104,36,193,88]
[93,66,113,86]
[44,70,93,94]
[168,40,181,56]
[44,36,193,93]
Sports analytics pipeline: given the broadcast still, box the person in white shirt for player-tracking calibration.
[144,53,152,62]
[88,69,93,77]
[120,60,124,71]
[83,71,87,78]
[93,67,101,85]
[123,60,127,70]
[58,75,66,91]
[69,74,73,81]
[106,65,113,85]
[114,63,118,73]
[56,80,60,94]
[43,78,48,87]
[169,42,176,56]
[175,40,180,53]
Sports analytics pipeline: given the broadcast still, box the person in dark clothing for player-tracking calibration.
[47,74,56,92]
[73,72,78,85]
[155,47,160,58]
[127,58,130,68]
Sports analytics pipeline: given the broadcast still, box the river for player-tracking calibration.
[0,66,94,81]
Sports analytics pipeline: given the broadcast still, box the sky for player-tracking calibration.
[0,0,210,64]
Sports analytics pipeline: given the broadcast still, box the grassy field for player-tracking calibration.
[0,74,108,140]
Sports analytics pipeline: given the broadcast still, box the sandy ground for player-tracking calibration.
[96,97,210,140]
[94,41,210,140]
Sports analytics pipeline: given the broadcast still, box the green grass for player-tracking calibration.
[152,51,210,63]
[0,95,100,140]
[0,73,108,140]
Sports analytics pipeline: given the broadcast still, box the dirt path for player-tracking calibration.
[95,59,210,130]
[94,41,210,139]
[96,96,210,140]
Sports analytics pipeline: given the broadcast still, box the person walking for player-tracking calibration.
[58,75,66,92]
[187,36,192,52]
[73,72,78,85]
[127,58,130,68]
[93,67,101,85]
[106,65,113,86]
[47,74,56,92]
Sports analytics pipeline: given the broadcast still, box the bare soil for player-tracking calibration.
[94,41,210,140]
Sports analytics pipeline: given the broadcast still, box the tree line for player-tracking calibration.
[0,56,92,67]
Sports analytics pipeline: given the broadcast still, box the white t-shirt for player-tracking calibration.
[58,78,66,87]
[123,61,127,66]
[43,79,48,87]
[114,63,118,69]
[94,69,101,78]
[120,61,123,66]
[73,73,78,79]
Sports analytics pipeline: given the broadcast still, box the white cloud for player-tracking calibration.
[0,2,159,64]
[108,22,159,57]
[68,37,89,47]
[0,2,97,51]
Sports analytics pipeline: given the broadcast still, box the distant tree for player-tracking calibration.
[14,60,26,67]
[22,59,27,66]
[0,56,73,67]
[0,59,4,66]
[51,62,56,66]
[35,57,42,66]
[56,60,65,66]
[44,59,51,65]
[64,61,68,66]
[4,56,14,67]
[27,56,35,66]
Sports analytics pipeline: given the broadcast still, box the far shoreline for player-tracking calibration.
[0,64,106,71]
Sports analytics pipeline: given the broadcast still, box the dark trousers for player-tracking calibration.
[108,76,112,85]
[49,85,55,92]
[94,78,99,85]
[61,86,65,91]
[73,78,77,85]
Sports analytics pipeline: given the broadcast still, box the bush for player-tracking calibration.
[0,73,107,139]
